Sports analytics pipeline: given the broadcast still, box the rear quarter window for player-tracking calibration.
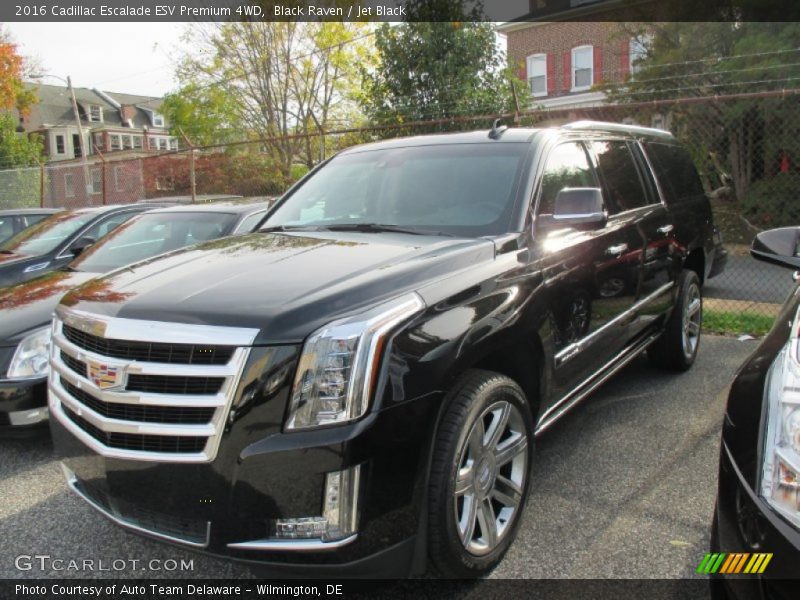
[645,142,706,204]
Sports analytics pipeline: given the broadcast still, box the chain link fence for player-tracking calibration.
[1,90,796,334]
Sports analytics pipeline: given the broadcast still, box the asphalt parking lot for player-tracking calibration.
[0,335,754,583]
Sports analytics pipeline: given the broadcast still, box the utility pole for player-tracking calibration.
[59,76,91,199]
[178,128,196,204]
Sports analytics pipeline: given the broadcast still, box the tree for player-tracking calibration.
[361,19,526,128]
[162,82,240,148]
[168,22,372,184]
[0,29,35,114]
[606,22,800,201]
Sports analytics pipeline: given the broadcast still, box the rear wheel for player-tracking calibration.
[427,370,534,577]
[648,269,702,371]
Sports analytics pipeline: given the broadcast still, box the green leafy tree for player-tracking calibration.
[606,22,800,202]
[362,19,527,129]
[161,83,239,148]
[167,22,372,184]
[0,28,41,170]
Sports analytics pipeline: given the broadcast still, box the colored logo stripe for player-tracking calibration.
[697,553,773,574]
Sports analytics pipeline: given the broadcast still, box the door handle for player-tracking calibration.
[657,224,675,235]
[606,243,628,257]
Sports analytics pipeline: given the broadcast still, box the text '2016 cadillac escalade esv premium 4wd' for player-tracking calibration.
[49,122,726,577]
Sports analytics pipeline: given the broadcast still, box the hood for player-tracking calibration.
[0,270,96,343]
[61,231,496,344]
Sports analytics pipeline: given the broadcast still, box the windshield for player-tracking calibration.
[263,143,529,237]
[71,211,237,273]
[1,211,94,257]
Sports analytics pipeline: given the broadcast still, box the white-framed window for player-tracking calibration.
[109,134,122,151]
[91,168,102,195]
[88,105,103,122]
[157,138,169,151]
[169,138,179,150]
[651,114,666,130]
[571,45,594,91]
[153,114,165,127]
[114,165,125,192]
[132,135,143,150]
[526,54,547,97]
[122,135,133,150]
[54,134,66,155]
[64,173,75,198]
[93,132,104,151]
[629,34,652,75]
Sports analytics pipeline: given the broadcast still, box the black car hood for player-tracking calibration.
[0,270,96,344]
[62,231,496,344]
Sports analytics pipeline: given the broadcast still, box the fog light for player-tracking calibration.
[273,464,361,542]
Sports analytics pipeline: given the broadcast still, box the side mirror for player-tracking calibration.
[751,227,800,270]
[549,187,607,230]
[69,236,96,257]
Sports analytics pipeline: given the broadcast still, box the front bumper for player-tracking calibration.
[713,442,800,598]
[51,385,441,577]
[0,376,48,434]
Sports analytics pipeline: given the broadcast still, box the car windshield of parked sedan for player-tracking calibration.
[70,211,238,273]
[0,211,94,257]
[263,143,529,237]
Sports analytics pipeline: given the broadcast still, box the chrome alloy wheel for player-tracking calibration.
[682,282,702,359]
[454,400,529,556]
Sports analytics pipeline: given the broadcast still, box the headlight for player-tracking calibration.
[760,339,800,529]
[284,293,425,430]
[6,327,52,379]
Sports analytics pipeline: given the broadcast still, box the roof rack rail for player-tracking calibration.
[562,120,674,138]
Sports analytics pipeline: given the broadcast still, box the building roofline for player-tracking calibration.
[496,0,654,30]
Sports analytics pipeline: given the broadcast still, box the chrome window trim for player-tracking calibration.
[61,463,211,548]
[49,307,258,463]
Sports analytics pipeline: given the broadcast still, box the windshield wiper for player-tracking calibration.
[260,224,323,233]
[317,223,454,237]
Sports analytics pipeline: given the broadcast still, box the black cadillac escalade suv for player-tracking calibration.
[49,122,726,577]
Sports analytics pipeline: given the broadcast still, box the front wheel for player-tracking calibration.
[648,269,702,371]
[427,370,534,577]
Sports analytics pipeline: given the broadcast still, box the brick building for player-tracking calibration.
[18,84,179,163]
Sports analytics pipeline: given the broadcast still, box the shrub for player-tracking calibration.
[741,173,800,228]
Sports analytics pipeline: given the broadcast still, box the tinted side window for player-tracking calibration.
[83,212,138,242]
[537,142,596,216]
[24,214,49,227]
[589,141,650,214]
[645,142,705,204]
[235,210,266,233]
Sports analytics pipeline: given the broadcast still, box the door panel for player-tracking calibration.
[534,141,643,405]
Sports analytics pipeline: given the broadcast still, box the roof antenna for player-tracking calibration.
[489,118,508,140]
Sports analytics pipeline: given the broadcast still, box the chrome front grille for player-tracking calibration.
[49,306,258,463]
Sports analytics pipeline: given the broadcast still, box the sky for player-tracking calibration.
[6,21,509,99]
[7,23,186,97]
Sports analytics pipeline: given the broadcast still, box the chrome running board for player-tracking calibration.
[535,331,661,436]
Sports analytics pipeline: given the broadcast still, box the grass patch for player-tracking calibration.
[703,309,775,336]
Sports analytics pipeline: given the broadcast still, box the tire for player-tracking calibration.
[648,269,702,371]
[427,369,535,578]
